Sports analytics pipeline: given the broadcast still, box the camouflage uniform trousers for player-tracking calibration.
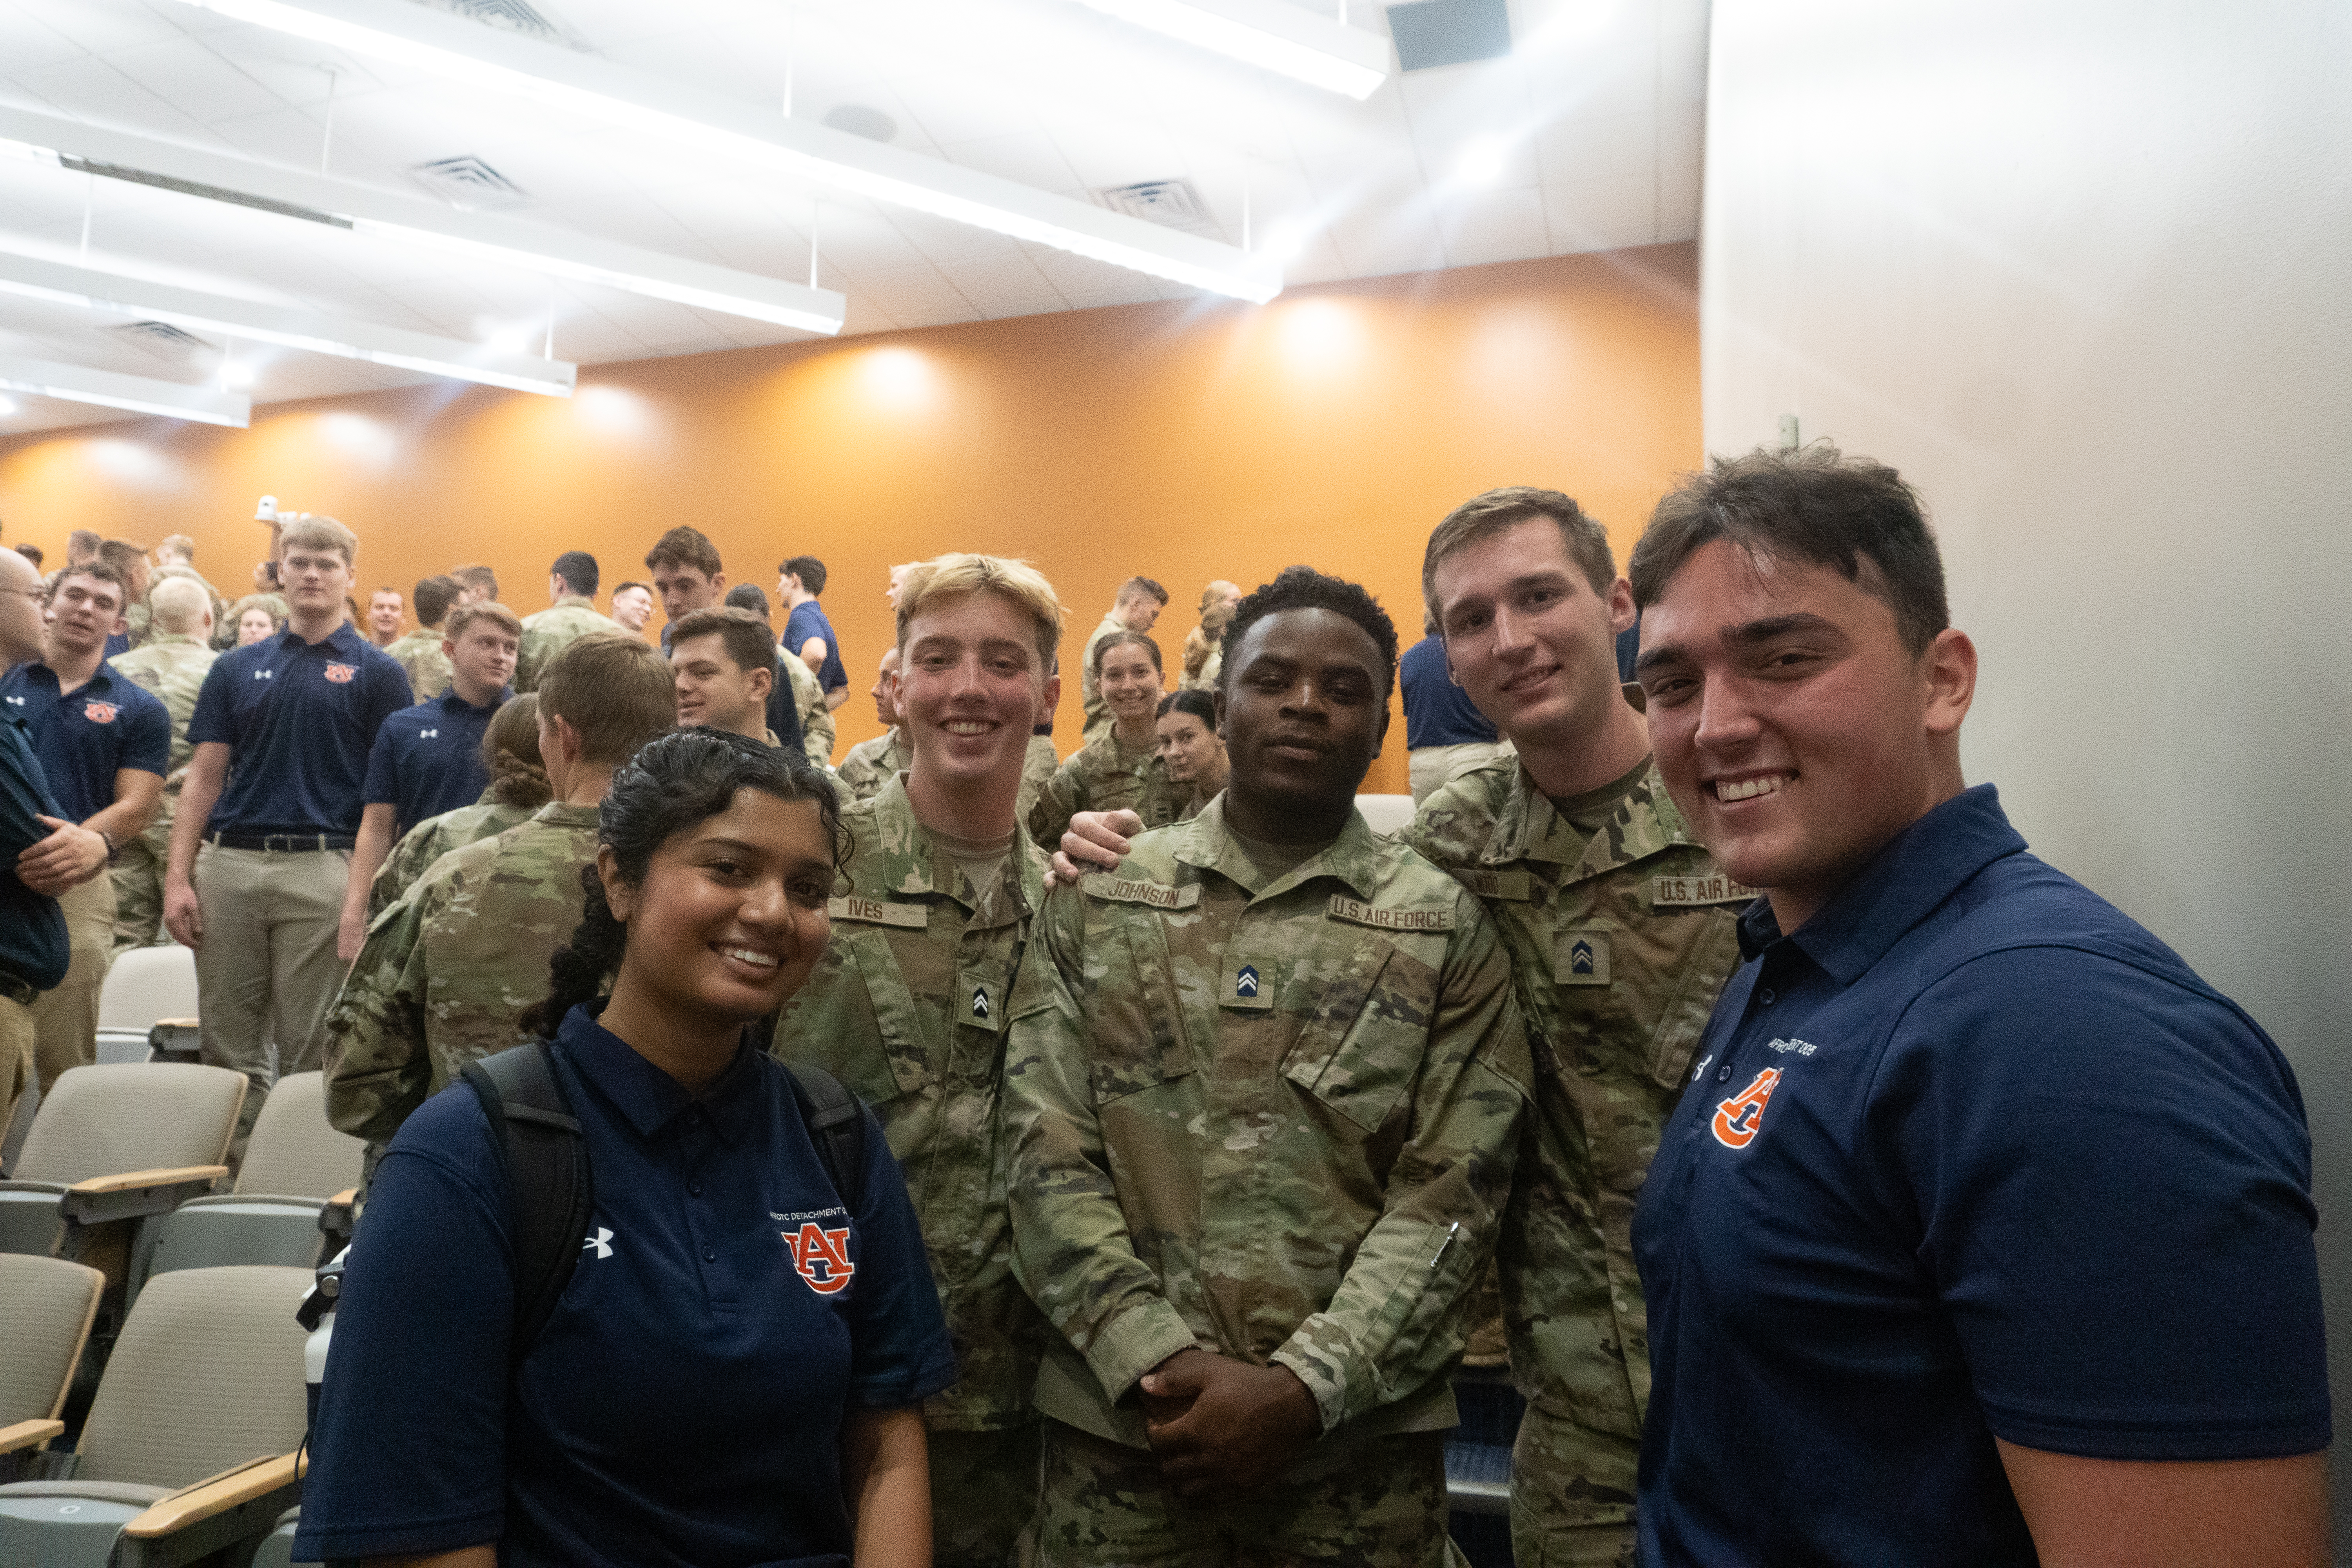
[1508,1404,1637,1568]
[1034,1420,1458,1568]
[930,1422,1043,1568]
[109,820,171,951]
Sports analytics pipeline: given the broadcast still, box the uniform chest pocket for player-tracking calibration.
[1081,909,1197,1105]
[840,928,939,1104]
[1281,934,1432,1136]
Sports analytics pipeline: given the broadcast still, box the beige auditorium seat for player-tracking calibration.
[0,1255,105,1478]
[0,1265,312,1568]
[128,1073,365,1307]
[95,947,201,1063]
[1355,793,1419,835]
[0,1065,243,1261]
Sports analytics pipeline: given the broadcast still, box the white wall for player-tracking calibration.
[1703,0,2352,1544]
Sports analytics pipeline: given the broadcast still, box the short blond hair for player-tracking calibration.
[157,534,196,564]
[279,514,358,566]
[147,575,210,630]
[894,554,1063,673]
[445,600,522,642]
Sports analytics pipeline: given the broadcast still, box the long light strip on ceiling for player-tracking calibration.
[159,0,1284,303]
[0,354,250,427]
[0,252,577,397]
[0,107,844,336]
[1071,0,1390,99]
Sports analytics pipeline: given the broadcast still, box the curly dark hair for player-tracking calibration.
[519,727,844,1038]
[1216,566,1399,700]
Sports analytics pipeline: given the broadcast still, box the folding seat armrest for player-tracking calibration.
[319,1187,359,1249]
[58,1166,229,1226]
[114,1451,305,1568]
[0,1419,63,1456]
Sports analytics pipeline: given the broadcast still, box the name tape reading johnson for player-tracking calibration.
[1081,875,1203,910]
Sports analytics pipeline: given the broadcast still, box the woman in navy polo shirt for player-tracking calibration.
[300,729,956,1568]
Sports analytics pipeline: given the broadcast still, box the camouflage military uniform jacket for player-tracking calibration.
[770,773,1052,1432]
[1025,733,1185,852]
[383,628,452,703]
[1005,798,1532,1449]
[1020,733,1058,825]
[325,802,601,1143]
[1402,757,1746,1460]
[779,647,836,766]
[107,633,215,842]
[515,599,626,692]
[835,728,911,805]
[366,791,536,918]
[1076,612,1126,746]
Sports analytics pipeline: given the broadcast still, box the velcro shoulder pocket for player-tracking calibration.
[1281,934,1432,1136]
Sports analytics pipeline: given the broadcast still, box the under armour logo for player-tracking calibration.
[252,669,274,681]
[971,985,989,1020]
[1236,965,1260,998]
[582,1227,613,1259]
[2,695,22,706]
[1568,939,1597,976]
[417,728,439,739]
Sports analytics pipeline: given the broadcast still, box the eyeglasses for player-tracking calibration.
[0,587,44,602]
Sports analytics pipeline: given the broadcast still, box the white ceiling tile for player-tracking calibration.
[9,0,185,55]
[941,132,1081,193]
[101,35,284,123]
[977,297,1065,321]
[1056,280,1161,311]
[1437,187,1548,268]
[1536,112,1653,187]
[1542,175,1658,255]
[851,262,976,320]
[940,252,1056,310]
[1049,120,1189,192]
[10,54,203,137]
[0,4,94,73]
[1326,203,1446,278]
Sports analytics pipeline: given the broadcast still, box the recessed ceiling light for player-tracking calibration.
[1456,136,1511,185]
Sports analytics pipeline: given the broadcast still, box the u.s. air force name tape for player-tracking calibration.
[828,895,928,928]
[1326,895,1454,932]
[1651,873,1761,908]
[1458,869,1532,902]
[1080,875,1203,909]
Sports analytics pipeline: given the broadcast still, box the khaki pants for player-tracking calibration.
[109,819,171,953]
[27,875,116,1094]
[1035,1419,1452,1568]
[0,993,33,1162]
[191,844,349,1159]
[1408,742,1513,807]
[1508,1404,1638,1568]
[931,1423,1041,1568]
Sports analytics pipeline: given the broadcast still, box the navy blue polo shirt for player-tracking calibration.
[1631,786,2328,1568]
[785,601,847,695]
[1399,635,1497,750]
[297,1002,956,1567]
[0,660,169,824]
[0,715,68,991]
[364,684,509,835]
[185,621,412,835]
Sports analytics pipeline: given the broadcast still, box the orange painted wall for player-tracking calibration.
[0,242,1699,794]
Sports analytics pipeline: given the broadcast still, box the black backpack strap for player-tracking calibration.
[461,1041,593,1363]
[782,1061,866,1216]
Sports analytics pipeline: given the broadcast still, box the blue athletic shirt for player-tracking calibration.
[1632,785,2328,1568]
[785,601,847,695]
[0,714,68,991]
[1399,635,1497,750]
[296,1002,957,1567]
[363,684,509,835]
[185,621,412,835]
[0,659,169,823]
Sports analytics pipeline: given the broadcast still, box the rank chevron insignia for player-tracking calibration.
[1236,965,1260,998]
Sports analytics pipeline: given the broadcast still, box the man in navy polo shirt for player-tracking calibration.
[166,515,410,1154]
[779,554,848,721]
[337,599,519,963]
[0,543,69,1139]
[2,556,167,1096]
[1625,446,2328,1566]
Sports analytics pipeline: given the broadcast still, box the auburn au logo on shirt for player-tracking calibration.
[323,662,357,684]
[785,1221,855,1296]
[1711,1066,1782,1149]
[82,702,117,724]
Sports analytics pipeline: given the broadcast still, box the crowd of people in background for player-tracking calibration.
[0,449,2328,1568]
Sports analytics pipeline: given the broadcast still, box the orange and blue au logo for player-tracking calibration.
[1711,1067,1782,1149]
[785,1223,855,1296]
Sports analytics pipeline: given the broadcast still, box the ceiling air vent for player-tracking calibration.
[1388,0,1511,71]
[407,0,587,50]
[107,320,216,362]
[410,155,533,211]
[1096,179,1217,236]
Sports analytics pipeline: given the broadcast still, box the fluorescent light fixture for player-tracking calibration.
[1071,0,1390,98]
[156,0,1284,303]
[0,354,250,426]
[0,107,844,336]
[1456,136,1511,185]
[0,251,577,397]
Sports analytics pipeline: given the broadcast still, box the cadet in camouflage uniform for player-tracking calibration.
[365,693,552,918]
[836,647,907,805]
[515,551,627,693]
[1006,568,1531,1568]
[1021,730,1059,824]
[779,638,836,767]
[1076,578,1165,746]
[324,633,676,1148]
[384,574,461,701]
[1028,631,1185,850]
[106,577,217,949]
[771,554,1067,1568]
[1408,487,1747,1567]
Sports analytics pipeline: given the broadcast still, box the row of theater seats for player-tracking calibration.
[0,942,359,1565]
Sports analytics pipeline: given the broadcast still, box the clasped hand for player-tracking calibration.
[1137,1347,1321,1502]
